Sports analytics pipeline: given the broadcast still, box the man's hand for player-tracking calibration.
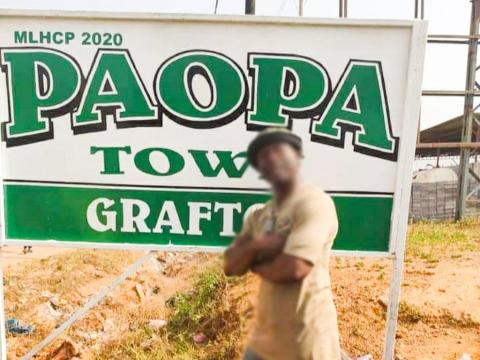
[223,235,258,277]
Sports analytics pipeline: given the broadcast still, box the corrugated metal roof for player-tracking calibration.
[416,114,480,158]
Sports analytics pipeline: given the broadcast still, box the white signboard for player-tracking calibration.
[0,11,427,255]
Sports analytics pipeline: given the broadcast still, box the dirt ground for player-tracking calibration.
[1,219,479,360]
[0,246,73,269]
[332,255,480,359]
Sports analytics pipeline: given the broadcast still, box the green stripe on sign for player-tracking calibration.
[3,184,392,252]
[333,195,393,252]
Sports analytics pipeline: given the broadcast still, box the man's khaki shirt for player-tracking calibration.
[241,184,341,360]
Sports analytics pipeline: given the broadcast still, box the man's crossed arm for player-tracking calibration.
[223,234,312,283]
[252,254,312,283]
[223,233,284,277]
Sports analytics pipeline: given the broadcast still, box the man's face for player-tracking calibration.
[256,142,301,186]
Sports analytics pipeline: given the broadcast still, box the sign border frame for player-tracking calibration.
[0,11,427,258]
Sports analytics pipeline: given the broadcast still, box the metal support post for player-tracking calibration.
[339,0,347,18]
[21,251,155,360]
[456,0,480,220]
[245,0,255,15]
[415,0,425,19]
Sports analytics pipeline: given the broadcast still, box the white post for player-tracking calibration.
[383,254,405,359]
[382,21,427,360]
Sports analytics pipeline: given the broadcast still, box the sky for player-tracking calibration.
[0,0,473,131]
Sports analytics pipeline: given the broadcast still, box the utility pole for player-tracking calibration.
[456,0,480,220]
[414,0,425,19]
[339,0,348,18]
[299,0,304,16]
[245,0,255,15]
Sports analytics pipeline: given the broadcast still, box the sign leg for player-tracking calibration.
[383,252,405,360]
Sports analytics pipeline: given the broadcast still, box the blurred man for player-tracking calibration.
[224,128,341,360]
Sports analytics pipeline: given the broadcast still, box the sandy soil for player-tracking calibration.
[0,245,72,269]
[402,254,480,323]
[1,240,479,359]
[331,256,480,360]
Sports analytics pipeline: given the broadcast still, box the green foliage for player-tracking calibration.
[165,266,241,358]
[167,268,225,336]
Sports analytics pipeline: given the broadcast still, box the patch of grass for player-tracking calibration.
[94,326,175,360]
[398,301,424,324]
[167,269,223,331]
[376,272,385,280]
[166,266,241,359]
[349,324,365,339]
[396,302,480,329]
[95,263,244,360]
[438,310,479,329]
[5,250,138,301]
[371,263,385,271]
[4,250,139,321]
[354,261,365,270]
[406,218,480,260]
[418,251,439,264]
